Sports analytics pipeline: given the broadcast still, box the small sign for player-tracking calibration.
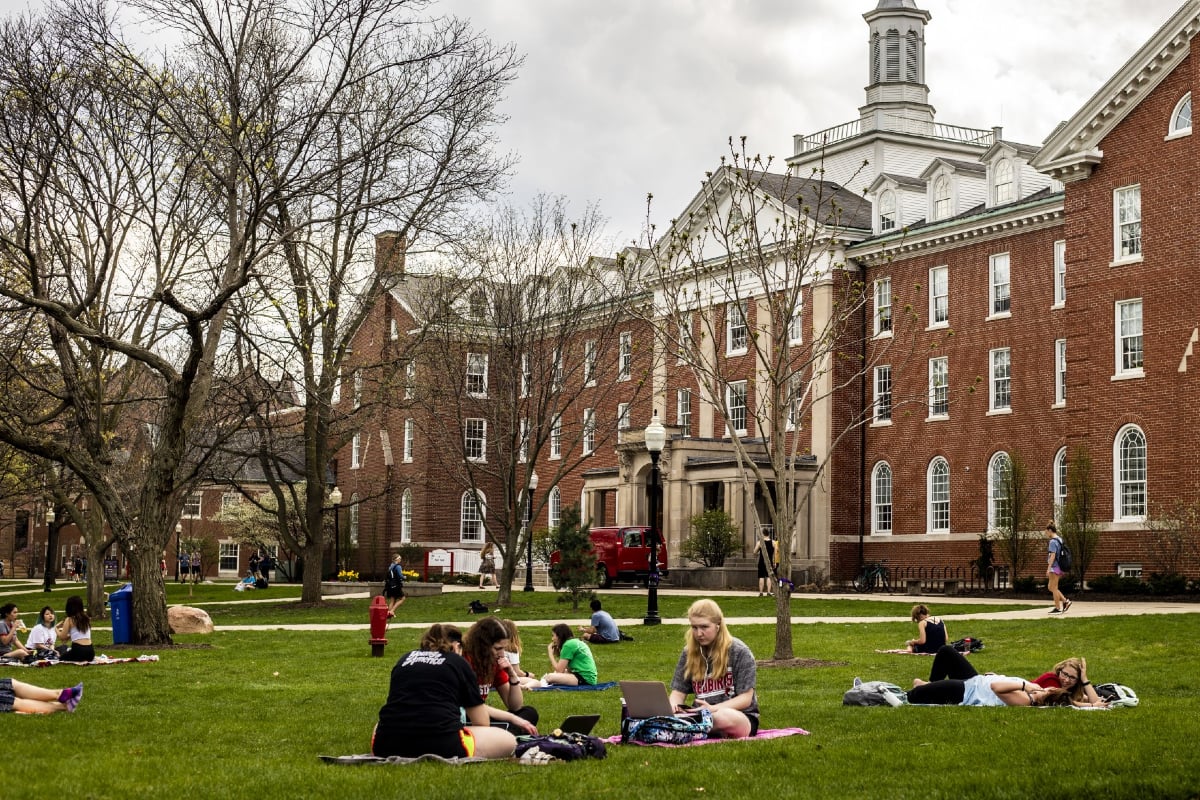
[426,548,452,567]
[103,558,119,580]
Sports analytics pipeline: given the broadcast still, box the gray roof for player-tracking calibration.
[877,0,920,7]
[747,169,874,231]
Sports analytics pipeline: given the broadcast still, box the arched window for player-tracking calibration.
[987,452,1012,531]
[885,29,900,81]
[878,189,897,231]
[1170,92,1192,135]
[1114,425,1147,520]
[548,487,562,530]
[932,175,951,220]
[927,457,950,533]
[401,489,413,542]
[871,32,881,83]
[994,159,1014,205]
[905,30,919,82]
[1053,448,1068,513]
[460,490,486,543]
[872,462,893,535]
[349,493,360,546]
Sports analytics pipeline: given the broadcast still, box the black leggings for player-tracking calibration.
[929,645,977,681]
[908,646,978,705]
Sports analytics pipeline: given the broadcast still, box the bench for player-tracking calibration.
[906,579,922,595]
[942,580,960,595]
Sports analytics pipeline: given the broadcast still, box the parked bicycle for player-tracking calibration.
[852,560,891,593]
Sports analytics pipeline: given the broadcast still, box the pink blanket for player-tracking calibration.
[604,728,808,747]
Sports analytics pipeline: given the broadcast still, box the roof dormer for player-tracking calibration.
[867,173,925,234]
[981,134,1057,208]
[918,158,986,222]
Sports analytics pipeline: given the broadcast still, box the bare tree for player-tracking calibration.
[995,450,1038,584]
[404,195,642,606]
[1145,499,1200,578]
[1058,445,1101,585]
[629,139,920,660]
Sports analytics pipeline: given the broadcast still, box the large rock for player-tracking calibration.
[168,605,214,635]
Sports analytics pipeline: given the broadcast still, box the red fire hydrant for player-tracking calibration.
[369,595,389,657]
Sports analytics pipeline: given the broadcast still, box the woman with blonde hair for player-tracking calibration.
[667,599,759,738]
[1032,656,1107,706]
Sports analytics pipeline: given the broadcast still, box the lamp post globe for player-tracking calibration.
[643,412,666,625]
[329,486,343,577]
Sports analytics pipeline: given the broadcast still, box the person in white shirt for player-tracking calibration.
[25,607,58,657]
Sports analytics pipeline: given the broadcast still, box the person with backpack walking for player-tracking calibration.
[1045,522,1072,614]
[384,554,407,618]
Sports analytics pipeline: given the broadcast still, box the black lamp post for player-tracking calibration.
[643,411,666,625]
[175,522,182,583]
[523,471,539,592]
[329,486,343,577]
[42,506,56,592]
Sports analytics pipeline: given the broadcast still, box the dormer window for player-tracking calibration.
[878,190,897,232]
[932,175,951,220]
[993,159,1014,205]
[1169,92,1192,138]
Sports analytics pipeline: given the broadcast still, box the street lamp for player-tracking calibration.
[523,471,539,592]
[42,506,56,593]
[175,522,182,583]
[329,486,343,577]
[643,411,666,625]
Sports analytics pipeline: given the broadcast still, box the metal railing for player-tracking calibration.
[795,119,994,153]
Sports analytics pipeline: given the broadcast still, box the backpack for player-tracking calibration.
[514,732,607,762]
[1095,683,1139,707]
[621,708,714,744]
[1056,538,1073,572]
[842,678,907,707]
[467,600,489,615]
[950,637,985,653]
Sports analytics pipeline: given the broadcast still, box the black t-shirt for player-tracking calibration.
[376,650,483,739]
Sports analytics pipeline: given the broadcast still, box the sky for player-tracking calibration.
[0,0,1188,247]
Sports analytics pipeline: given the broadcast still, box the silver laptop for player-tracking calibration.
[619,680,677,718]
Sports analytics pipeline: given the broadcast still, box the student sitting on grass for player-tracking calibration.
[904,604,947,654]
[668,598,759,738]
[579,599,622,644]
[56,596,94,663]
[0,603,32,661]
[25,607,59,657]
[371,623,515,760]
[462,616,539,731]
[542,623,598,687]
[1,678,83,714]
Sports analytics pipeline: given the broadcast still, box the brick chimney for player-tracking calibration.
[374,231,406,278]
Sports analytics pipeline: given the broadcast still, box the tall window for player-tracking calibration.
[583,339,597,385]
[787,372,806,430]
[1115,425,1147,520]
[874,277,892,335]
[929,266,948,326]
[929,357,948,417]
[872,462,893,535]
[552,348,563,390]
[219,542,239,574]
[520,353,531,398]
[349,494,360,546]
[993,159,1014,204]
[466,353,488,397]
[678,313,694,363]
[727,301,748,353]
[464,419,486,462]
[518,419,529,462]
[928,457,950,533]
[1053,448,1068,513]
[582,408,595,455]
[401,489,413,542]
[990,348,1011,411]
[1116,299,1143,375]
[403,419,414,462]
[1053,240,1066,306]
[932,175,951,220]
[885,28,900,80]
[619,332,632,380]
[221,492,241,511]
[677,389,692,437]
[990,253,1011,315]
[351,431,362,468]
[460,491,485,543]
[550,416,562,459]
[874,365,892,423]
[726,381,748,435]
[788,295,804,344]
[1170,92,1192,135]
[878,189,897,231]
[1055,339,1067,406]
[1114,184,1142,260]
[905,30,919,81]
[353,371,363,409]
[548,487,562,530]
[616,404,630,436]
[389,318,399,340]
[988,452,1012,530]
[183,493,202,518]
[332,369,342,403]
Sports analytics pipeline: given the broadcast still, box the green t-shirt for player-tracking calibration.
[558,637,598,685]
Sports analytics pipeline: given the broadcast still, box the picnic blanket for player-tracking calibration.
[1,654,160,668]
[874,649,933,655]
[320,754,488,766]
[603,727,809,747]
[530,680,618,692]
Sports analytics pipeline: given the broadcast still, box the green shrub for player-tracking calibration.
[1147,572,1189,595]
[679,510,739,567]
[1012,576,1041,594]
[1087,574,1146,595]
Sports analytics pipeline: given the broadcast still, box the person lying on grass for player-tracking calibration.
[920,646,1108,707]
[668,599,759,738]
[1,678,83,714]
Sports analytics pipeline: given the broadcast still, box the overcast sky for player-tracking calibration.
[0,0,1188,248]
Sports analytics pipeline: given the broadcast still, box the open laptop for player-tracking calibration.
[558,713,601,735]
[618,680,704,721]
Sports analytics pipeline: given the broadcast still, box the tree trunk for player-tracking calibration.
[772,589,794,660]
[300,539,325,603]
[86,541,109,620]
[129,544,171,645]
[496,559,514,606]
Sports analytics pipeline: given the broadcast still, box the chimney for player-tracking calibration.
[374,231,406,278]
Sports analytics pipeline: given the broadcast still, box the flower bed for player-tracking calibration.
[319,581,443,597]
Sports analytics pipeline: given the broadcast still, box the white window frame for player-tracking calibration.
[873,365,892,424]
[616,403,630,439]
[788,294,804,345]
[353,370,363,410]
[183,493,202,519]
[786,372,806,431]
[389,318,399,340]
[1053,240,1066,308]
[677,313,694,363]
[989,253,1011,318]
[1053,447,1068,513]
[520,353,531,398]
[1113,184,1142,263]
[726,301,748,354]
[927,457,950,534]
[550,415,562,459]
[878,189,897,232]
[403,418,414,463]
[221,491,241,511]
[583,339,597,386]
[874,277,892,337]
[553,348,563,391]
[460,490,485,543]
[932,174,952,220]
[518,419,529,462]
[993,158,1014,205]
[1115,299,1144,378]
[349,494,360,546]
[218,541,240,576]
[582,408,595,455]
[677,388,691,437]
[929,266,948,328]
[351,431,362,469]
[989,348,1011,413]
[400,489,413,542]
[1114,424,1147,521]
[1167,92,1192,139]
[871,462,893,535]
[987,452,1012,531]
[928,356,948,418]
[464,418,487,463]
[726,380,748,435]
[548,486,562,530]
[1054,339,1067,407]
[619,332,632,381]
[466,353,489,398]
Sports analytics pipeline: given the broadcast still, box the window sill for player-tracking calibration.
[925,530,951,537]
[925,322,949,333]
[1051,401,1065,410]
[925,413,949,422]
[870,419,893,428]
[403,458,413,464]
[1050,302,1065,311]
[985,311,1012,322]
[1111,370,1145,382]
[1109,255,1143,268]
[727,348,749,357]
[986,408,1012,416]
[1164,128,1191,141]
[873,330,894,341]
[549,454,562,461]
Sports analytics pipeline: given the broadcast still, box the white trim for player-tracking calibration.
[1112,424,1147,522]
[871,461,893,536]
[927,457,950,534]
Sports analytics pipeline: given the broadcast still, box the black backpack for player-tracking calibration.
[1056,539,1073,572]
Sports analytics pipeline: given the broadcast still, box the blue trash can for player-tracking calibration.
[109,583,133,644]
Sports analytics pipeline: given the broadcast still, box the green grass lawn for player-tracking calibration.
[3,584,1198,799]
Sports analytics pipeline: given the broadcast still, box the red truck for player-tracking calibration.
[552,525,669,588]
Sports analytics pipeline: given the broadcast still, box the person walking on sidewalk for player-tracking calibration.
[1045,522,1072,614]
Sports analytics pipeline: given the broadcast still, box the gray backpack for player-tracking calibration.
[843,677,907,706]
